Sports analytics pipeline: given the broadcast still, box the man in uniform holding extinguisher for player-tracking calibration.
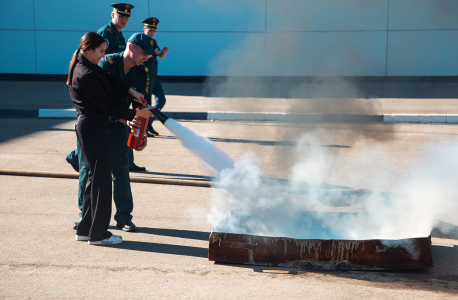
[127,17,170,170]
[71,33,156,233]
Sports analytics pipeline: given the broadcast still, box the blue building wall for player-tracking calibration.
[1,0,457,76]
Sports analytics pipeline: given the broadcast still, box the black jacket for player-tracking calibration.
[69,53,136,121]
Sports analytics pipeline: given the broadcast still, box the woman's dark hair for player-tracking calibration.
[67,31,107,85]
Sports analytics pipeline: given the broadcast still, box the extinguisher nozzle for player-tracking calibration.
[152,108,169,124]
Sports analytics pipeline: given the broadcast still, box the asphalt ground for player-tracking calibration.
[1,116,458,299]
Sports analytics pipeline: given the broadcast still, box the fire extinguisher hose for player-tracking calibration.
[0,169,212,188]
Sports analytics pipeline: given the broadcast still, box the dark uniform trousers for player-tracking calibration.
[75,114,113,241]
[76,118,133,222]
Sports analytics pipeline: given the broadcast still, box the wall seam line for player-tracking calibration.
[264,0,267,76]
[3,29,458,33]
[385,0,390,76]
[33,0,37,74]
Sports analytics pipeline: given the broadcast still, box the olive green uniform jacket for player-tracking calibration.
[97,21,126,55]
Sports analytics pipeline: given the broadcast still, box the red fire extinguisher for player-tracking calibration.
[127,99,148,150]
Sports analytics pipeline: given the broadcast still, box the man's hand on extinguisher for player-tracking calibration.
[136,106,155,119]
[136,136,148,151]
[127,117,142,130]
[127,117,148,151]
[128,88,145,104]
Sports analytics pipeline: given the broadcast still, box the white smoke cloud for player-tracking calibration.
[171,0,458,248]
[161,112,457,261]
[207,135,458,242]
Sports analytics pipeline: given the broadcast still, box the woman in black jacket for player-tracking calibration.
[67,31,153,245]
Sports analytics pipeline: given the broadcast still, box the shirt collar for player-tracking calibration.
[109,21,121,36]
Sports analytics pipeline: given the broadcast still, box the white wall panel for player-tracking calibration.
[35,31,87,74]
[156,32,265,76]
[1,0,35,30]
[266,32,387,76]
[388,31,458,76]
[151,0,265,32]
[34,0,148,32]
[35,30,157,75]
[2,0,458,76]
[266,0,388,32]
[389,0,458,30]
[0,31,36,73]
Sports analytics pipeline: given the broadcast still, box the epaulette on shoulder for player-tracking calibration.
[104,53,119,65]
[138,64,148,73]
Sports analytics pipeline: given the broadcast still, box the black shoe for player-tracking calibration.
[147,124,159,136]
[116,220,137,232]
[66,157,79,172]
[129,163,146,172]
[73,217,82,230]
[146,131,155,137]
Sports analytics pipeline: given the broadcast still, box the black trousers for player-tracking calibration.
[75,114,113,241]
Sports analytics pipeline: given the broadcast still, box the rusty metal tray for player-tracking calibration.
[209,232,433,270]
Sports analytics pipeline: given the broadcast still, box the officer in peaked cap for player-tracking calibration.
[142,17,169,136]
[111,3,134,17]
[97,3,135,55]
[144,17,159,29]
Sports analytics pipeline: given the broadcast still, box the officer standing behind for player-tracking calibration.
[128,17,169,171]
[98,3,132,54]
[73,33,156,233]
[142,17,169,136]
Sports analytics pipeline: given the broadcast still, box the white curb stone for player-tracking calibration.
[383,114,447,123]
[446,115,458,124]
[38,109,77,118]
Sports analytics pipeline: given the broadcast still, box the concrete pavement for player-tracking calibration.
[1,117,458,298]
[2,79,458,298]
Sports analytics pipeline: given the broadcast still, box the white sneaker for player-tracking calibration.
[75,235,89,241]
[88,235,123,245]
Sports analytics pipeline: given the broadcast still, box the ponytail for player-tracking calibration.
[67,48,80,86]
[67,31,107,86]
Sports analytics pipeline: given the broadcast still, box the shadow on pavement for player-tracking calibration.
[163,81,458,99]
[108,226,211,242]
[104,240,208,258]
[138,171,214,182]
[215,243,458,293]
[138,227,211,241]
[0,118,73,144]
[132,171,353,190]
[2,81,458,104]
[46,127,75,132]
[154,135,351,148]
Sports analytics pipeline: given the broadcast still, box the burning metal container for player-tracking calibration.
[208,232,433,270]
